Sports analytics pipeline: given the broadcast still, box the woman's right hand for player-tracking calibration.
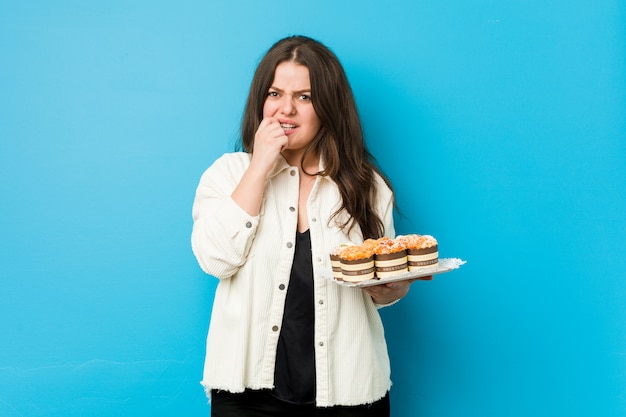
[230,117,288,216]
[249,117,288,175]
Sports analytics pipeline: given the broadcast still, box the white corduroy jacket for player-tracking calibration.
[191,152,396,407]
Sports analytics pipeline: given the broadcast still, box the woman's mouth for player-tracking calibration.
[280,123,297,132]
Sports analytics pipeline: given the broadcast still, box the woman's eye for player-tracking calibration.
[267,91,279,97]
[299,94,311,101]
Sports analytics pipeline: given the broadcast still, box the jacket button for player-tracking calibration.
[318,341,324,347]
[286,242,293,248]
[318,300,324,305]
[290,170,296,176]
[289,206,295,212]
[272,325,279,332]
[279,284,285,290]
[245,221,252,228]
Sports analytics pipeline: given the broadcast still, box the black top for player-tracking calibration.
[272,229,316,404]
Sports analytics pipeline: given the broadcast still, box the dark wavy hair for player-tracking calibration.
[238,35,394,239]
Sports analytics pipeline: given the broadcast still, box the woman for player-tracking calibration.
[191,35,419,417]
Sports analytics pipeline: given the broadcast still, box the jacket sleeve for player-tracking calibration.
[377,175,396,239]
[191,154,258,279]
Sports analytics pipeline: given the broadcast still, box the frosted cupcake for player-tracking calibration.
[373,237,408,278]
[338,243,376,283]
[329,243,354,281]
[397,234,439,270]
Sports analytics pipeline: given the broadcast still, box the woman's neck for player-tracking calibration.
[282,150,320,176]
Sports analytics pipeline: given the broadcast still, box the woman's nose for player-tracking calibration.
[280,96,296,114]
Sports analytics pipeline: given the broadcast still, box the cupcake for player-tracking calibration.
[338,243,376,283]
[373,237,408,278]
[397,234,439,270]
[329,243,354,281]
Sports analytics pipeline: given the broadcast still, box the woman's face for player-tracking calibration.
[263,61,321,157]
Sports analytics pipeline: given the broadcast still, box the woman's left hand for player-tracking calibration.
[362,277,430,305]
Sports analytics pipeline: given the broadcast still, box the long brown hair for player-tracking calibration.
[239,35,394,239]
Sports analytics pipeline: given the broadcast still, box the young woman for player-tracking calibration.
[191,35,421,417]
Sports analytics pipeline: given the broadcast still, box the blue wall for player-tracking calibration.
[1,1,624,416]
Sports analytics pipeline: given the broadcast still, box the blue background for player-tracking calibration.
[1,1,625,416]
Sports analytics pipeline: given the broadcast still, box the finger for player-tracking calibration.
[255,119,287,148]
[257,119,277,136]
[278,135,289,151]
[264,120,288,141]
[260,116,278,127]
[386,280,409,288]
[256,117,272,132]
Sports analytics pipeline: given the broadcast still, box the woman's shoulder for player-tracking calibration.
[213,151,251,166]
[373,170,393,197]
[196,152,251,186]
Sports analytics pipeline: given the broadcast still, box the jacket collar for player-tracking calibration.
[266,154,330,181]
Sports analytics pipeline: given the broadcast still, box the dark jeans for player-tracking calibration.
[211,389,390,417]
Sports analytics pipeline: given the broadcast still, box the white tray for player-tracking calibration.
[331,258,466,288]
